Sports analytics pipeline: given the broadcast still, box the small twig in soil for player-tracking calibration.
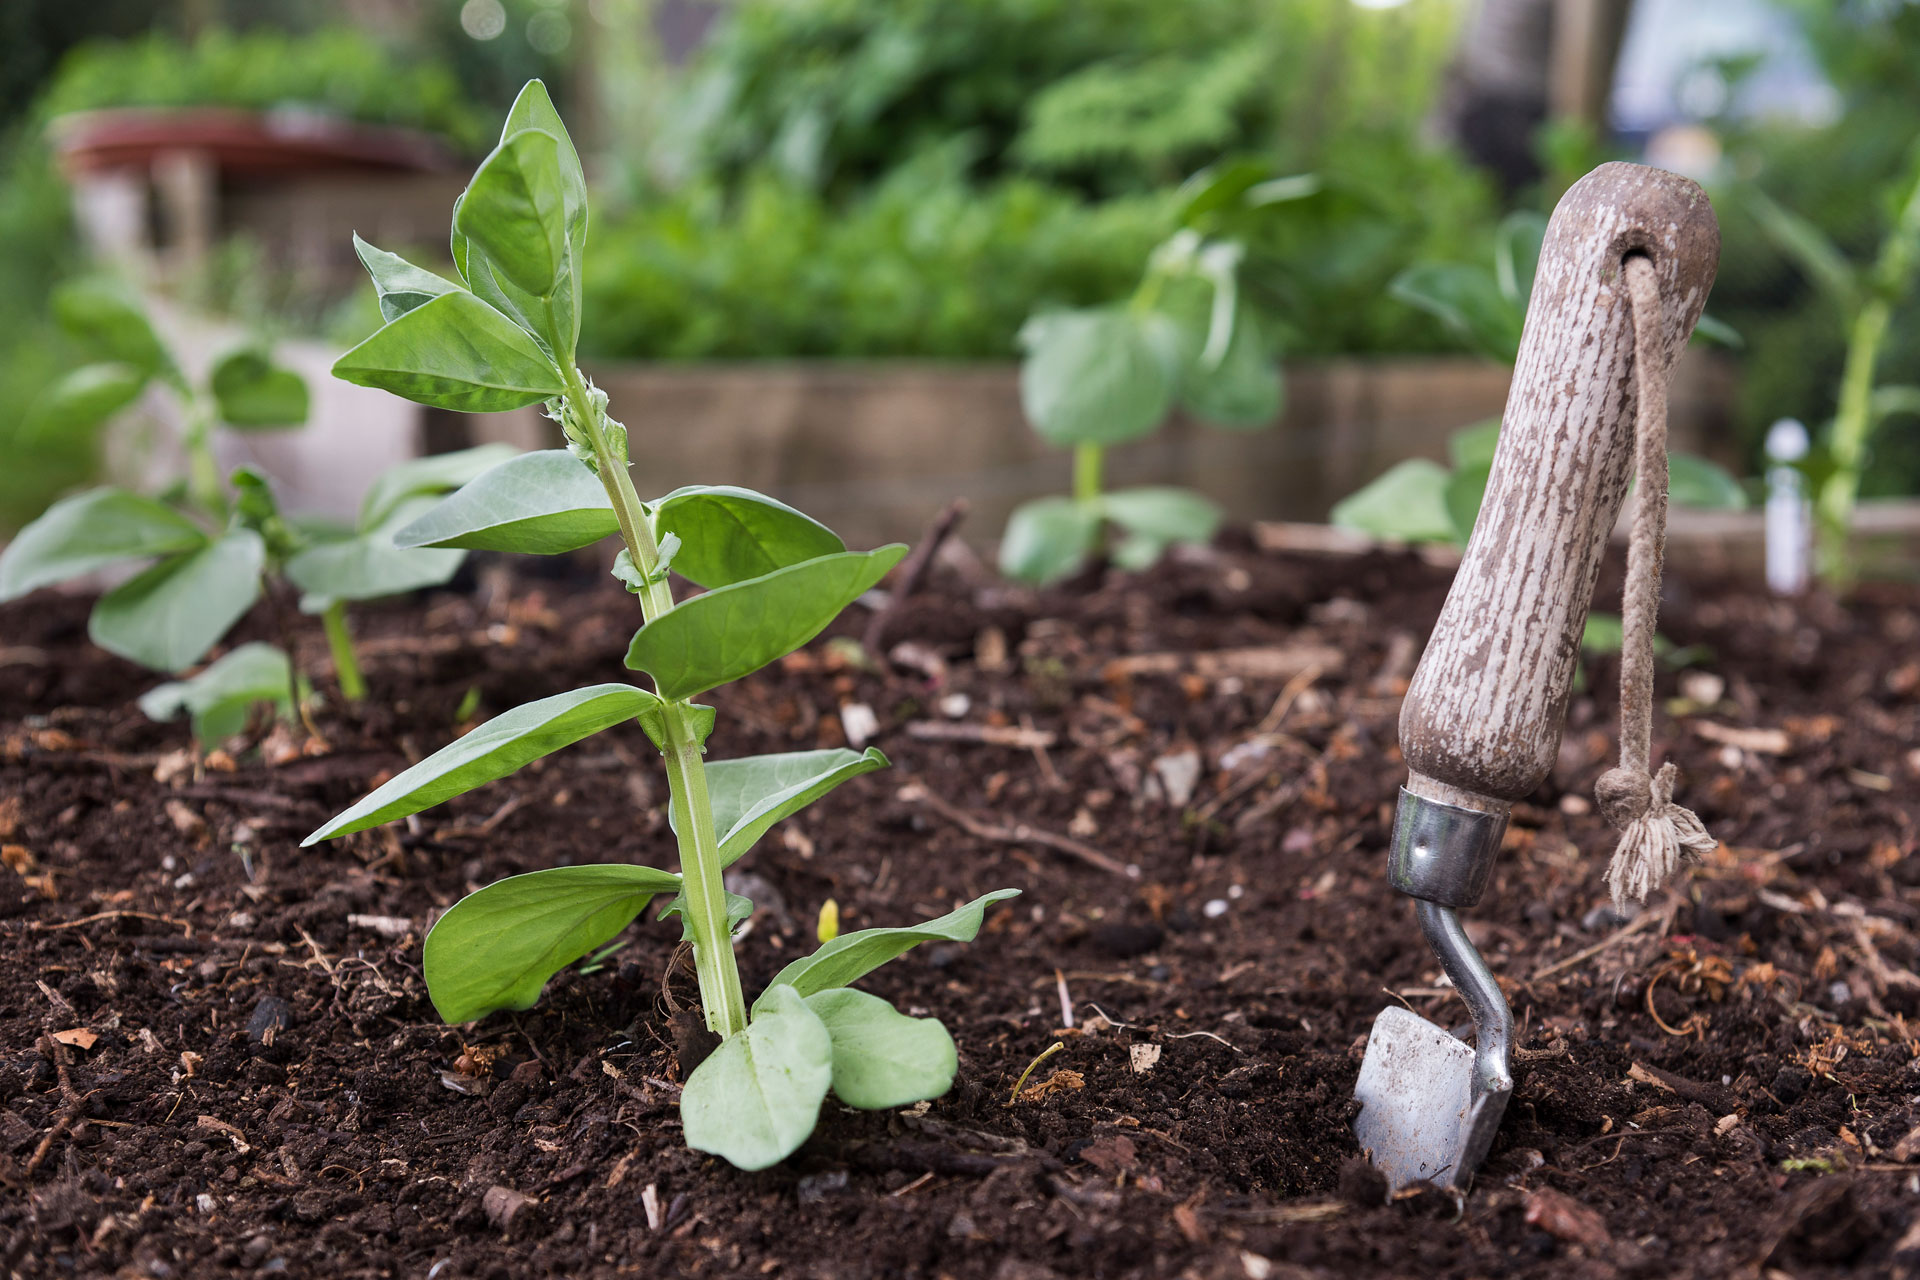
[25,1033,85,1177]
[1255,664,1324,735]
[861,498,968,655]
[1022,714,1064,790]
[899,781,1135,878]
[904,721,1057,749]
[29,910,193,935]
[889,1171,936,1198]
[1531,902,1672,981]
[1055,969,1075,1029]
[1006,1041,1065,1106]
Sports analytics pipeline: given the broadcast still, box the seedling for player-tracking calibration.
[1335,215,1746,546]
[0,292,508,732]
[1000,165,1302,584]
[305,81,1017,1171]
[1745,143,1920,584]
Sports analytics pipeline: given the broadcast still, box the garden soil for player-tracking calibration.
[3,536,1918,1278]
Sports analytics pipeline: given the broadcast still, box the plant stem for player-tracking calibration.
[1818,153,1920,585]
[183,396,225,518]
[560,361,748,1038]
[1073,444,1104,504]
[321,601,367,702]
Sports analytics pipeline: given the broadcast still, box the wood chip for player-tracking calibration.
[1019,1068,1085,1102]
[50,1027,96,1051]
[1103,644,1345,684]
[346,914,413,939]
[196,1114,251,1153]
[1524,1187,1611,1251]
[1129,1043,1162,1074]
[482,1185,537,1231]
[1691,721,1791,755]
[905,721,1056,749]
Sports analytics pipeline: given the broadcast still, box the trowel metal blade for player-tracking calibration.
[1352,1005,1502,1193]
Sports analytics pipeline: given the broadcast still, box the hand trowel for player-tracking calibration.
[1353,162,1721,1195]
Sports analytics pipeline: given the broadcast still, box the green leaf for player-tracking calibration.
[1389,264,1523,363]
[1668,453,1749,510]
[1100,487,1221,547]
[303,683,662,843]
[624,545,907,700]
[998,496,1100,585]
[138,642,294,743]
[27,362,150,437]
[331,290,564,412]
[88,529,264,672]
[688,747,892,866]
[352,234,462,323]
[356,443,521,531]
[391,449,617,553]
[284,496,467,609]
[1329,459,1457,545]
[1446,419,1502,470]
[1747,187,1859,319]
[1581,611,1624,655]
[656,888,754,942]
[1443,462,1490,545]
[455,128,570,299]
[651,486,845,589]
[501,79,586,253]
[758,889,1021,1006]
[51,278,173,379]
[422,864,682,1023]
[0,488,206,601]
[1691,313,1743,349]
[1100,486,1221,572]
[1177,300,1282,428]
[1018,307,1180,446]
[681,984,833,1171]
[210,347,309,428]
[805,989,957,1111]
[1493,211,1548,307]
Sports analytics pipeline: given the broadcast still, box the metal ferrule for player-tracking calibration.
[1387,787,1509,909]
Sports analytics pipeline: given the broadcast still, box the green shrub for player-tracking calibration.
[582,151,1166,360]
[38,27,489,151]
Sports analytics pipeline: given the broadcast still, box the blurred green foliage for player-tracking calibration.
[1711,0,1920,497]
[583,147,1165,361]
[588,0,1495,361]
[37,27,492,152]
[0,137,88,533]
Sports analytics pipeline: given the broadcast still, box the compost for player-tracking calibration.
[3,537,1917,1278]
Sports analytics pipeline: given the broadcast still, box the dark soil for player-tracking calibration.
[3,536,1919,1279]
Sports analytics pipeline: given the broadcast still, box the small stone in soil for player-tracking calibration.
[796,1169,849,1203]
[246,996,292,1044]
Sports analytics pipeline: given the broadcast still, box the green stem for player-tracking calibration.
[1817,154,1920,586]
[1073,444,1104,504]
[559,360,748,1038]
[322,601,367,702]
[183,395,224,518]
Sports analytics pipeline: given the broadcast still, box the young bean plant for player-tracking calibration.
[0,282,511,736]
[305,81,1017,1171]
[1001,165,1299,584]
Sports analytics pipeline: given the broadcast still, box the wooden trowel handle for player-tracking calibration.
[1399,163,1719,807]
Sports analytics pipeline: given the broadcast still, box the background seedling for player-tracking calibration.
[307,81,1017,1172]
[0,283,508,731]
[1000,165,1303,584]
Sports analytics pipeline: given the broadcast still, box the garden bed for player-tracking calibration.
[3,537,1918,1278]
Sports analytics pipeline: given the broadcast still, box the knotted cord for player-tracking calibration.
[1595,254,1719,909]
